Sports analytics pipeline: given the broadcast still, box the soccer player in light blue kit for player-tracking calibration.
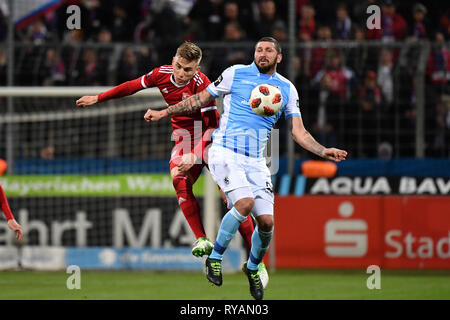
[145,37,347,300]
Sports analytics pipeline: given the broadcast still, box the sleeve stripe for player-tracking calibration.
[141,75,147,88]
[206,86,220,97]
[285,113,301,119]
[201,106,217,112]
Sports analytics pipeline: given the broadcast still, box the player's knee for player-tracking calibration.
[257,215,274,232]
[234,197,254,216]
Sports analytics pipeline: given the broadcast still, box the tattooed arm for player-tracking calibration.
[290,116,347,162]
[144,89,215,122]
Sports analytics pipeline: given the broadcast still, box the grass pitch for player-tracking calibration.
[1,269,449,300]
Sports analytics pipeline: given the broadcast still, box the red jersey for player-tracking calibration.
[0,185,14,220]
[140,65,218,133]
[97,65,220,160]
[98,65,219,134]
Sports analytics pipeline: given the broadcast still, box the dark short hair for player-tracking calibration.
[256,37,282,54]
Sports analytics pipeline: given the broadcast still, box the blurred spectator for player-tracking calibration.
[308,25,333,79]
[0,49,6,86]
[110,0,141,41]
[80,0,112,41]
[359,70,382,157]
[298,3,315,41]
[440,9,450,36]
[431,96,450,157]
[334,3,353,40]
[209,21,249,80]
[134,10,155,43]
[377,49,395,106]
[254,0,286,39]
[40,48,66,86]
[97,28,113,84]
[61,29,84,84]
[272,20,288,41]
[25,19,53,45]
[426,31,450,87]
[408,3,429,40]
[187,0,225,41]
[312,50,356,146]
[151,2,185,66]
[367,0,407,41]
[222,1,256,40]
[377,141,393,159]
[313,50,355,101]
[117,47,139,83]
[0,4,7,42]
[346,25,376,80]
[75,48,101,85]
[136,46,158,76]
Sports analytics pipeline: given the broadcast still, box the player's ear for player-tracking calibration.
[172,56,176,65]
[196,65,201,73]
[277,53,283,64]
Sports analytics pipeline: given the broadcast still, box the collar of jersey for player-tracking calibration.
[170,74,192,88]
[250,62,278,80]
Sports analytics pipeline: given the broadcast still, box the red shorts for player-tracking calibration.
[169,140,211,183]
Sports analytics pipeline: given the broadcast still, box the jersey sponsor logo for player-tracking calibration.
[224,177,230,185]
[214,75,223,86]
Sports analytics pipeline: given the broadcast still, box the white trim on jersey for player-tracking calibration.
[193,73,204,86]
[141,75,147,88]
[200,106,217,112]
[170,74,191,88]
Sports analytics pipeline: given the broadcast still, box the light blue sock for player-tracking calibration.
[247,226,273,271]
[209,207,247,260]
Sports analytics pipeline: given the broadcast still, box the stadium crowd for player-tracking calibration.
[0,0,449,158]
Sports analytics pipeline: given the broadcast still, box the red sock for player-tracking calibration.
[238,215,254,253]
[173,176,206,239]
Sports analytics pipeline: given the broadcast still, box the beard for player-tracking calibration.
[255,58,277,74]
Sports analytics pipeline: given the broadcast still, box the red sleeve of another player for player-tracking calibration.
[193,74,219,160]
[97,68,159,102]
[199,74,218,130]
[0,185,14,220]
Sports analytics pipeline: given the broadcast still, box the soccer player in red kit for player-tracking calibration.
[75,42,257,259]
[0,184,23,242]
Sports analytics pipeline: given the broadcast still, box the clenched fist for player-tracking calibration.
[144,109,166,122]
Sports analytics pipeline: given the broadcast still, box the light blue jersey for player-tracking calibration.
[207,62,301,158]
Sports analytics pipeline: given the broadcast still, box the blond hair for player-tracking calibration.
[175,42,202,65]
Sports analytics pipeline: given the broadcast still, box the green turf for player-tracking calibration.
[1,269,449,300]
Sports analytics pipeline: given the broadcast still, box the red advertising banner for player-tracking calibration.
[274,196,450,269]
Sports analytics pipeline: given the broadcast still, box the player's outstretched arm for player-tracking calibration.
[290,117,347,162]
[76,77,146,107]
[144,89,215,122]
[76,95,98,107]
[0,185,23,242]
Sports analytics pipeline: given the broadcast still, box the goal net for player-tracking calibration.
[0,87,240,270]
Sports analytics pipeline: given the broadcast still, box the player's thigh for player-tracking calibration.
[246,158,273,193]
[225,186,255,213]
[208,146,250,192]
[252,191,274,232]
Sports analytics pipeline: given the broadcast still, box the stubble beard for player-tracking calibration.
[255,58,277,74]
